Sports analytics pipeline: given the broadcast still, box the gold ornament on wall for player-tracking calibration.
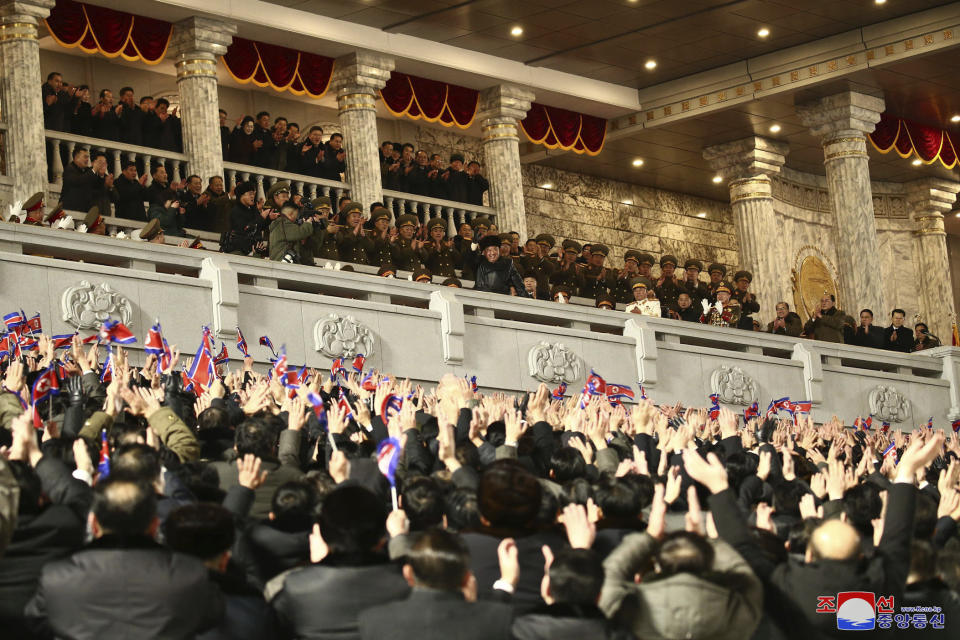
[791,246,840,324]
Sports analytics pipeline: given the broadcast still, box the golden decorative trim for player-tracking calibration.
[0,22,36,30]
[822,136,864,147]
[914,215,943,223]
[914,228,946,236]
[0,32,37,41]
[482,132,519,141]
[176,69,217,79]
[338,93,374,102]
[730,177,770,189]
[824,150,868,161]
[731,191,772,203]
[338,102,376,112]
[175,58,216,67]
[482,123,516,132]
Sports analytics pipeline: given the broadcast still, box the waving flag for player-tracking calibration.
[331,357,346,381]
[305,390,326,420]
[30,365,60,428]
[708,393,721,420]
[97,429,111,478]
[361,370,377,391]
[100,350,113,383]
[952,419,960,434]
[468,375,478,393]
[376,438,401,487]
[792,400,812,414]
[99,319,136,345]
[351,353,366,374]
[639,385,648,401]
[853,416,866,431]
[551,382,567,401]
[336,389,354,420]
[606,382,635,403]
[271,345,288,381]
[578,393,590,410]
[584,370,606,396]
[743,401,759,423]
[18,334,38,352]
[185,329,215,393]
[881,421,891,434]
[144,323,164,355]
[864,416,873,431]
[50,334,76,350]
[380,393,403,421]
[925,416,934,430]
[259,335,277,359]
[882,442,897,461]
[213,343,229,367]
[25,313,41,335]
[157,337,172,374]
[0,334,10,359]
[236,327,250,358]
[3,311,25,331]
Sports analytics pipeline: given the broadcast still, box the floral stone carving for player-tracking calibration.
[314,314,376,358]
[61,281,133,330]
[868,385,910,423]
[528,341,582,384]
[710,365,758,406]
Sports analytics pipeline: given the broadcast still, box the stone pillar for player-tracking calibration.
[168,17,236,182]
[0,0,53,202]
[906,178,960,339]
[477,84,535,238]
[703,136,789,308]
[797,91,886,313]
[330,51,394,209]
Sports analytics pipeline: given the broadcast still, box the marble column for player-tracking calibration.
[330,51,394,209]
[906,178,960,339]
[168,17,235,182]
[797,91,886,314]
[703,136,790,308]
[0,0,53,203]
[477,84,535,238]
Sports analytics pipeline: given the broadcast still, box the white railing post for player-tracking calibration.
[171,159,183,184]
[225,169,236,191]
[50,138,63,186]
[111,150,121,177]
[143,154,153,186]
[445,207,455,237]
[256,175,265,202]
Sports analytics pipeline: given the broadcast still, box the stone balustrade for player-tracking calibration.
[1,221,957,427]
[222,161,348,206]
[45,130,190,190]
[382,188,497,232]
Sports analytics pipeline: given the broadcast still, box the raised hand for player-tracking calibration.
[236,454,268,489]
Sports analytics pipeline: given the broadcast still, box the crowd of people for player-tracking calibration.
[42,73,490,208]
[0,327,958,638]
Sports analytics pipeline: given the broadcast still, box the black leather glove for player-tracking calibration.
[64,375,85,407]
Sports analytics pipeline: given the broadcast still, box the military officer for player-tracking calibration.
[731,270,760,330]
[596,292,616,311]
[578,243,616,300]
[335,201,372,264]
[610,250,642,305]
[636,252,656,280]
[367,206,393,267]
[390,214,423,271]
[705,263,729,303]
[421,217,460,278]
[526,233,558,298]
[625,278,660,316]
[700,283,741,327]
[411,266,433,284]
[654,255,682,315]
[310,196,340,261]
[22,192,48,226]
[552,239,583,292]
[681,259,709,306]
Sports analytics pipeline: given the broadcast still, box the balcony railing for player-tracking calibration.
[382,188,497,235]
[221,162,349,206]
[45,130,190,187]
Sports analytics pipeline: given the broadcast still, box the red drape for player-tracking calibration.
[45,0,171,64]
[869,113,959,168]
[221,37,333,99]
[520,103,606,155]
[379,72,477,129]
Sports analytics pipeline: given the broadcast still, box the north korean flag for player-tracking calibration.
[185,338,214,392]
[708,394,721,420]
[380,393,403,421]
[792,400,812,414]
[882,442,897,461]
[331,357,346,380]
[25,313,42,335]
[31,365,60,427]
[100,351,113,383]
[259,335,277,358]
[236,327,250,358]
[144,323,165,355]
[50,334,75,350]
[351,353,366,374]
[551,382,567,401]
[213,343,229,367]
[337,389,354,420]
[3,311,25,331]
[361,370,377,391]
[305,390,326,419]
[606,383,635,402]
[271,346,288,381]
[99,319,136,345]
[585,370,606,396]
[952,419,960,433]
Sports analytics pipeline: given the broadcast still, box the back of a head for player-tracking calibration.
[478,460,542,529]
[197,406,231,433]
[92,477,157,537]
[444,488,481,532]
[319,485,386,555]
[913,492,938,541]
[111,443,162,484]
[655,531,715,578]
[594,478,642,520]
[809,519,861,561]
[548,548,604,606]
[163,503,235,562]
[406,529,470,592]
[235,418,276,459]
[549,447,587,483]
[772,480,806,519]
[402,476,444,531]
[842,484,882,538]
[271,481,318,531]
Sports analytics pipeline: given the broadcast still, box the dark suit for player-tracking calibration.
[359,589,513,640]
[111,175,148,220]
[851,325,886,349]
[883,325,915,353]
[60,163,105,212]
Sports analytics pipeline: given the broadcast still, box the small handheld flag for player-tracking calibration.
[100,350,113,383]
[952,419,960,434]
[926,416,934,430]
[882,442,897,463]
[236,327,250,358]
[25,313,41,335]
[213,342,229,367]
[330,357,346,381]
[259,335,277,359]
[708,393,720,420]
[605,382,635,403]
[468,375,478,394]
[351,353,366,374]
[551,382,567,401]
[97,429,111,478]
[144,323,165,356]
[639,385,648,401]
[584,370,606,396]
[743,401,759,423]
[376,437,402,510]
[881,421,891,434]
[99,319,136,345]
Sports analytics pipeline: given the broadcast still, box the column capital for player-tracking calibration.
[702,136,789,181]
[330,51,394,95]
[905,178,960,215]
[477,84,535,124]
[168,17,236,59]
[796,91,885,139]
[0,0,53,22]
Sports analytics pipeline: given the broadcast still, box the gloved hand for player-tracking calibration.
[64,375,84,407]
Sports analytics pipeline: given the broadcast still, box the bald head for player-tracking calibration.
[808,519,860,562]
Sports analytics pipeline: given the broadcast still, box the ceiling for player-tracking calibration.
[268,0,956,88]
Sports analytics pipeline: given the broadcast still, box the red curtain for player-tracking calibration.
[520,103,606,155]
[45,0,171,64]
[221,37,333,99]
[379,72,477,128]
[869,113,959,168]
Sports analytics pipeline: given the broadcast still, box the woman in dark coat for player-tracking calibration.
[228,116,258,166]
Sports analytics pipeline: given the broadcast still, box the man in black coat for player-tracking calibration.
[225,182,268,256]
[117,86,144,146]
[884,308,915,353]
[686,433,943,639]
[466,235,530,297]
[41,72,72,132]
[0,419,91,638]
[851,308,886,349]
[321,133,346,181]
[111,160,149,220]
[59,147,113,213]
[269,486,410,639]
[359,529,513,640]
[25,477,224,638]
[443,153,469,202]
[465,161,489,206]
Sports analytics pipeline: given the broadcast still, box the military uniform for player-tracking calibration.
[610,250,642,305]
[681,259,710,306]
[390,214,422,271]
[551,239,584,292]
[654,254,682,315]
[730,270,760,331]
[578,244,616,300]
[308,196,339,261]
[700,284,741,327]
[367,207,394,267]
[705,263,731,303]
[421,218,460,278]
[525,234,558,298]
[624,277,660,316]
